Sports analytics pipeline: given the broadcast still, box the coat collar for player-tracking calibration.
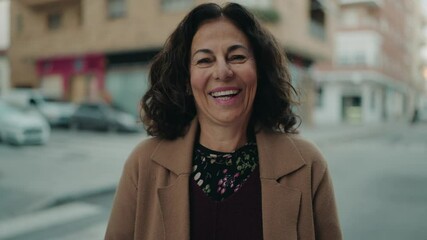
[151,118,306,179]
[150,119,198,176]
[256,127,306,179]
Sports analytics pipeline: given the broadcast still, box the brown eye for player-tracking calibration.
[195,58,214,67]
[197,58,211,64]
[228,55,247,63]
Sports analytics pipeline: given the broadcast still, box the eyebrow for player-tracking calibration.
[192,49,213,58]
[227,44,249,53]
[191,44,250,58]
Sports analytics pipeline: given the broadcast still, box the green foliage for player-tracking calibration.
[250,8,281,23]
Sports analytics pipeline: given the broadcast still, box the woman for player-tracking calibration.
[105,3,342,240]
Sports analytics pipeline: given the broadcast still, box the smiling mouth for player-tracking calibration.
[209,90,241,99]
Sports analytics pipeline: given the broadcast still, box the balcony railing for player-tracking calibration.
[340,0,382,8]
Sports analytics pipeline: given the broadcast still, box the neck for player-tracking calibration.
[198,119,250,153]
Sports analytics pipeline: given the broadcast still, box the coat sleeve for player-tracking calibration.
[312,164,343,240]
[105,151,139,240]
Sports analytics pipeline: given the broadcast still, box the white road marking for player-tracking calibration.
[0,202,101,239]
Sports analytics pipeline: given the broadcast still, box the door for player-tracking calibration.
[342,96,362,124]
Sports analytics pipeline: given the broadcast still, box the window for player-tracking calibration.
[47,13,62,30]
[371,90,376,110]
[108,0,126,19]
[337,52,367,66]
[74,58,84,72]
[161,0,193,11]
[16,14,23,34]
[316,86,324,108]
[310,0,326,40]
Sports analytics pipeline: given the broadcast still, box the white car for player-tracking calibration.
[37,98,77,127]
[0,100,50,145]
[4,89,77,127]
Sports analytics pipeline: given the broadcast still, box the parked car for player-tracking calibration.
[0,100,50,145]
[70,102,141,132]
[3,89,77,127]
[39,98,77,127]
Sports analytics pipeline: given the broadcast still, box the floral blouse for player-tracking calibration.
[191,140,259,201]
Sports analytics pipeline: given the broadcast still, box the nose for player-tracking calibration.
[213,59,233,81]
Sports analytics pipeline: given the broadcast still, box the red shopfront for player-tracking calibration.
[36,54,107,103]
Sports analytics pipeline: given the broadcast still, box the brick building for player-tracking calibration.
[9,0,338,121]
[313,0,425,124]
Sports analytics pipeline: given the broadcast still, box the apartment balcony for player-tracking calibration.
[340,0,382,8]
[19,0,78,7]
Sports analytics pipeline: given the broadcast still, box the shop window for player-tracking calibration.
[108,0,127,19]
[74,58,84,72]
[342,96,362,123]
[47,12,62,30]
[316,86,323,108]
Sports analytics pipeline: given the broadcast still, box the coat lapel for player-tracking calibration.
[256,128,306,240]
[151,119,198,240]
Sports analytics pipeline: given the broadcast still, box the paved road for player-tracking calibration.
[0,128,145,240]
[1,123,426,239]
[322,123,427,240]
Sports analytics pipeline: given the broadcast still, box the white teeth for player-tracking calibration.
[210,90,239,97]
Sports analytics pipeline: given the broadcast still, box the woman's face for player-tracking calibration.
[189,18,257,128]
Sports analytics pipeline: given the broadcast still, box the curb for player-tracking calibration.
[29,185,117,212]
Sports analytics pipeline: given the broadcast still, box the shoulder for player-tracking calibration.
[287,134,327,170]
[265,131,328,172]
[285,134,330,190]
[121,136,162,181]
[287,134,325,164]
[128,136,162,161]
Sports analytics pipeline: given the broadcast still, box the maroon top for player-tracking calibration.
[189,166,263,240]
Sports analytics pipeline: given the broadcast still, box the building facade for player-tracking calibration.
[9,0,337,120]
[313,0,425,124]
[0,50,10,95]
[0,0,10,95]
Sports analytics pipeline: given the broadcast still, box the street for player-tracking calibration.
[0,128,144,240]
[0,123,426,239]
[323,123,427,239]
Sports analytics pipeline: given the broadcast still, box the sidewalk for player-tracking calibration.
[299,121,403,145]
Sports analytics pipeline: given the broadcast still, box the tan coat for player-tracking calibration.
[105,120,343,240]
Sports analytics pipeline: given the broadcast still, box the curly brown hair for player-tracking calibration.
[141,2,299,140]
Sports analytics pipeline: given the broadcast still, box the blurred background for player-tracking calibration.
[0,0,426,239]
